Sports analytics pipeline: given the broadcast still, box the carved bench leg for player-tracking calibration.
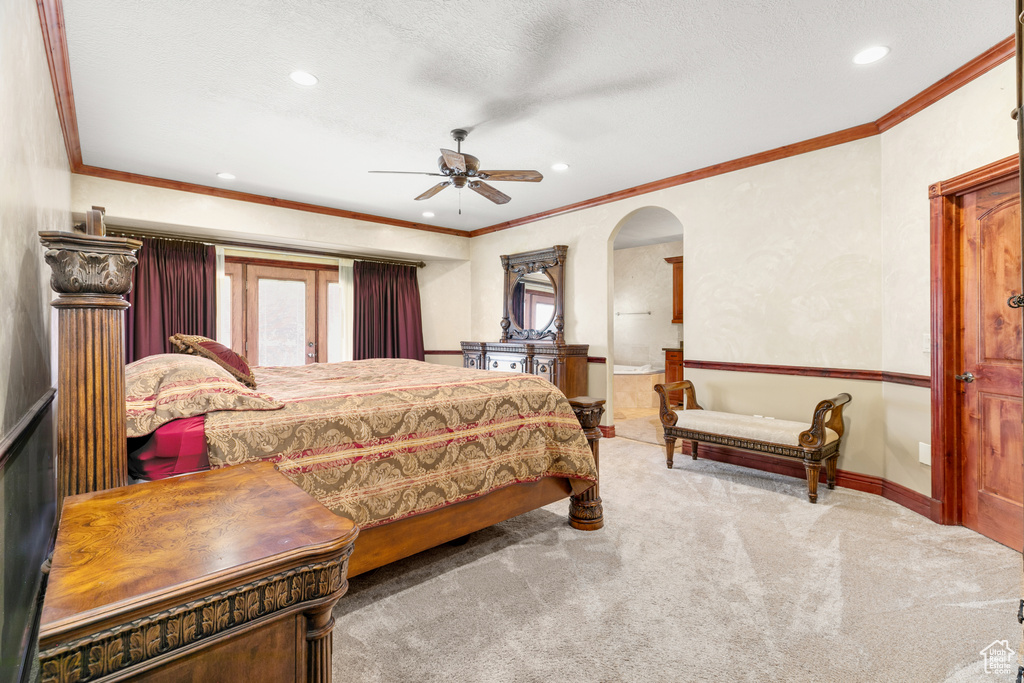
[665,434,676,468]
[803,460,821,504]
[825,456,837,490]
[569,397,605,531]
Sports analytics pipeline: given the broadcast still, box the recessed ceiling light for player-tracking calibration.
[216,172,236,180]
[853,46,890,65]
[422,211,435,218]
[290,70,318,86]
[551,163,569,171]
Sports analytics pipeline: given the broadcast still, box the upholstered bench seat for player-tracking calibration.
[674,410,839,447]
[655,381,851,503]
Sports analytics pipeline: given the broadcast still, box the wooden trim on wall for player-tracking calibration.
[928,157,1020,527]
[424,350,462,355]
[587,356,607,364]
[36,0,80,167]
[685,442,938,520]
[224,256,339,272]
[598,425,615,438]
[77,165,464,237]
[0,389,56,470]
[37,0,1013,241]
[876,37,1015,132]
[683,360,930,388]
[469,123,880,237]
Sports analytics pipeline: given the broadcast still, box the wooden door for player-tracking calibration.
[960,176,1024,550]
[245,265,317,366]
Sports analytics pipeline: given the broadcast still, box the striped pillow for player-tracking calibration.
[126,354,282,438]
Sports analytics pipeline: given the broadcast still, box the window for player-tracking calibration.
[219,257,350,366]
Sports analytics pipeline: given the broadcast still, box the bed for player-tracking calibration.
[41,224,604,579]
[124,353,601,574]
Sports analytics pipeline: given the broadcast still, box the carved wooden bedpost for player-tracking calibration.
[568,396,605,530]
[40,212,141,509]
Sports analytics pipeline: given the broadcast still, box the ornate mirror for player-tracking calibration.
[500,245,566,343]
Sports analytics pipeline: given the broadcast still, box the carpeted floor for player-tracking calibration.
[332,436,1020,683]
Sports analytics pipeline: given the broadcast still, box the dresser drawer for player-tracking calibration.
[463,353,484,370]
[665,350,682,362]
[485,353,528,373]
[532,357,557,384]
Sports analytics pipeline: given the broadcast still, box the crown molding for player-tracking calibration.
[36,0,1013,240]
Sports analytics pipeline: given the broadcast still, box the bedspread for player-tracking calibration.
[204,359,597,528]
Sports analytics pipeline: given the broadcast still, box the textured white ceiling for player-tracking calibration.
[62,0,1011,233]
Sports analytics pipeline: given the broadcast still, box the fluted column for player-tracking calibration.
[305,602,336,683]
[568,396,605,530]
[39,230,141,509]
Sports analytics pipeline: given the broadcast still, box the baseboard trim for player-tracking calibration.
[599,425,615,438]
[679,441,937,520]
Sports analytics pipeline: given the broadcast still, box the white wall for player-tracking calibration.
[613,241,683,367]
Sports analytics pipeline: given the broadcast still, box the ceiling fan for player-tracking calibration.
[369,129,543,206]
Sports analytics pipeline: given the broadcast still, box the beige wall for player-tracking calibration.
[1,0,70,675]
[1,0,70,432]
[613,241,683,367]
[70,174,474,357]
[468,61,1015,496]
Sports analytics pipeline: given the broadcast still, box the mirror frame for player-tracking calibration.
[500,245,566,344]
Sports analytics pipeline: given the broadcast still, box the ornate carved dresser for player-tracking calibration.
[38,462,358,683]
[461,245,589,398]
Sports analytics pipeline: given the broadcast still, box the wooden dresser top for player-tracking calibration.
[40,462,357,642]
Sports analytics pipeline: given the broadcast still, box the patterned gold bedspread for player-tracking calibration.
[204,359,597,528]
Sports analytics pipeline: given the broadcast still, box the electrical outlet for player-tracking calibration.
[918,442,931,466]
[923,333,931,353]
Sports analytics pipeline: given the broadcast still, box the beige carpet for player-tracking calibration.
[333,437,1020,683]
[614,412,669,447]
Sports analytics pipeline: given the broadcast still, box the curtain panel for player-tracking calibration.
[126,237,216,363]
[353,261,425,361]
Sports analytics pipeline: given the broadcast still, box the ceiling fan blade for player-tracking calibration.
[469,180,511,205]
[369,171,446,176]
[440,148,467,173]
[415,182,451,201]
[478,170,543,182]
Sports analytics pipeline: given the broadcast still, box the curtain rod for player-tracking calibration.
[105,226,426,268]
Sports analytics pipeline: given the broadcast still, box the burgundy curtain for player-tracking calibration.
[126,237,216,363]
[353,261,425,361]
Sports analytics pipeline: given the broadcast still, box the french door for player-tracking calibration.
[223,259,341,366]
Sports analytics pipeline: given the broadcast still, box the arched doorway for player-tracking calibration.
[607,207,684,434]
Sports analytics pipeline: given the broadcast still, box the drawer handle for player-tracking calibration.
[492,361,498,368]
[511,363,516,369]
[468,360,475,367]
[539,365,548,372]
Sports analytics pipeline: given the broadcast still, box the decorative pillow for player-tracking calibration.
[168,334,256,388]
[126,354,282,438]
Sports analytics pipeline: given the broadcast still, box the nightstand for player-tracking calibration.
[38,462,358,683]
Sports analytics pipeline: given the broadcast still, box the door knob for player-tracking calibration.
[954,372,975,383]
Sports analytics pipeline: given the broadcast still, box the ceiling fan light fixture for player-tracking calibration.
[853,46,889,65]
[289,70,319,86]
[551,163,569,171]
[216,172,236,180]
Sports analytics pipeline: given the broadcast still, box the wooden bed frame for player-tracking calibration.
[40,214,604,580]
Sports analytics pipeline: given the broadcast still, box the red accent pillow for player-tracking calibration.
[168,334,257,388]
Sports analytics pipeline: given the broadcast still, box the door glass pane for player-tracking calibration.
[258,279,306,366]
[217,274,232,347]
[327,281,342,363]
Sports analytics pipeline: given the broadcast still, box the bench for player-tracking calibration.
[653,381,851,503]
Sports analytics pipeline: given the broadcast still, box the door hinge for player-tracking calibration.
[1018,598,1024,624]
[1017,665,1023,683]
